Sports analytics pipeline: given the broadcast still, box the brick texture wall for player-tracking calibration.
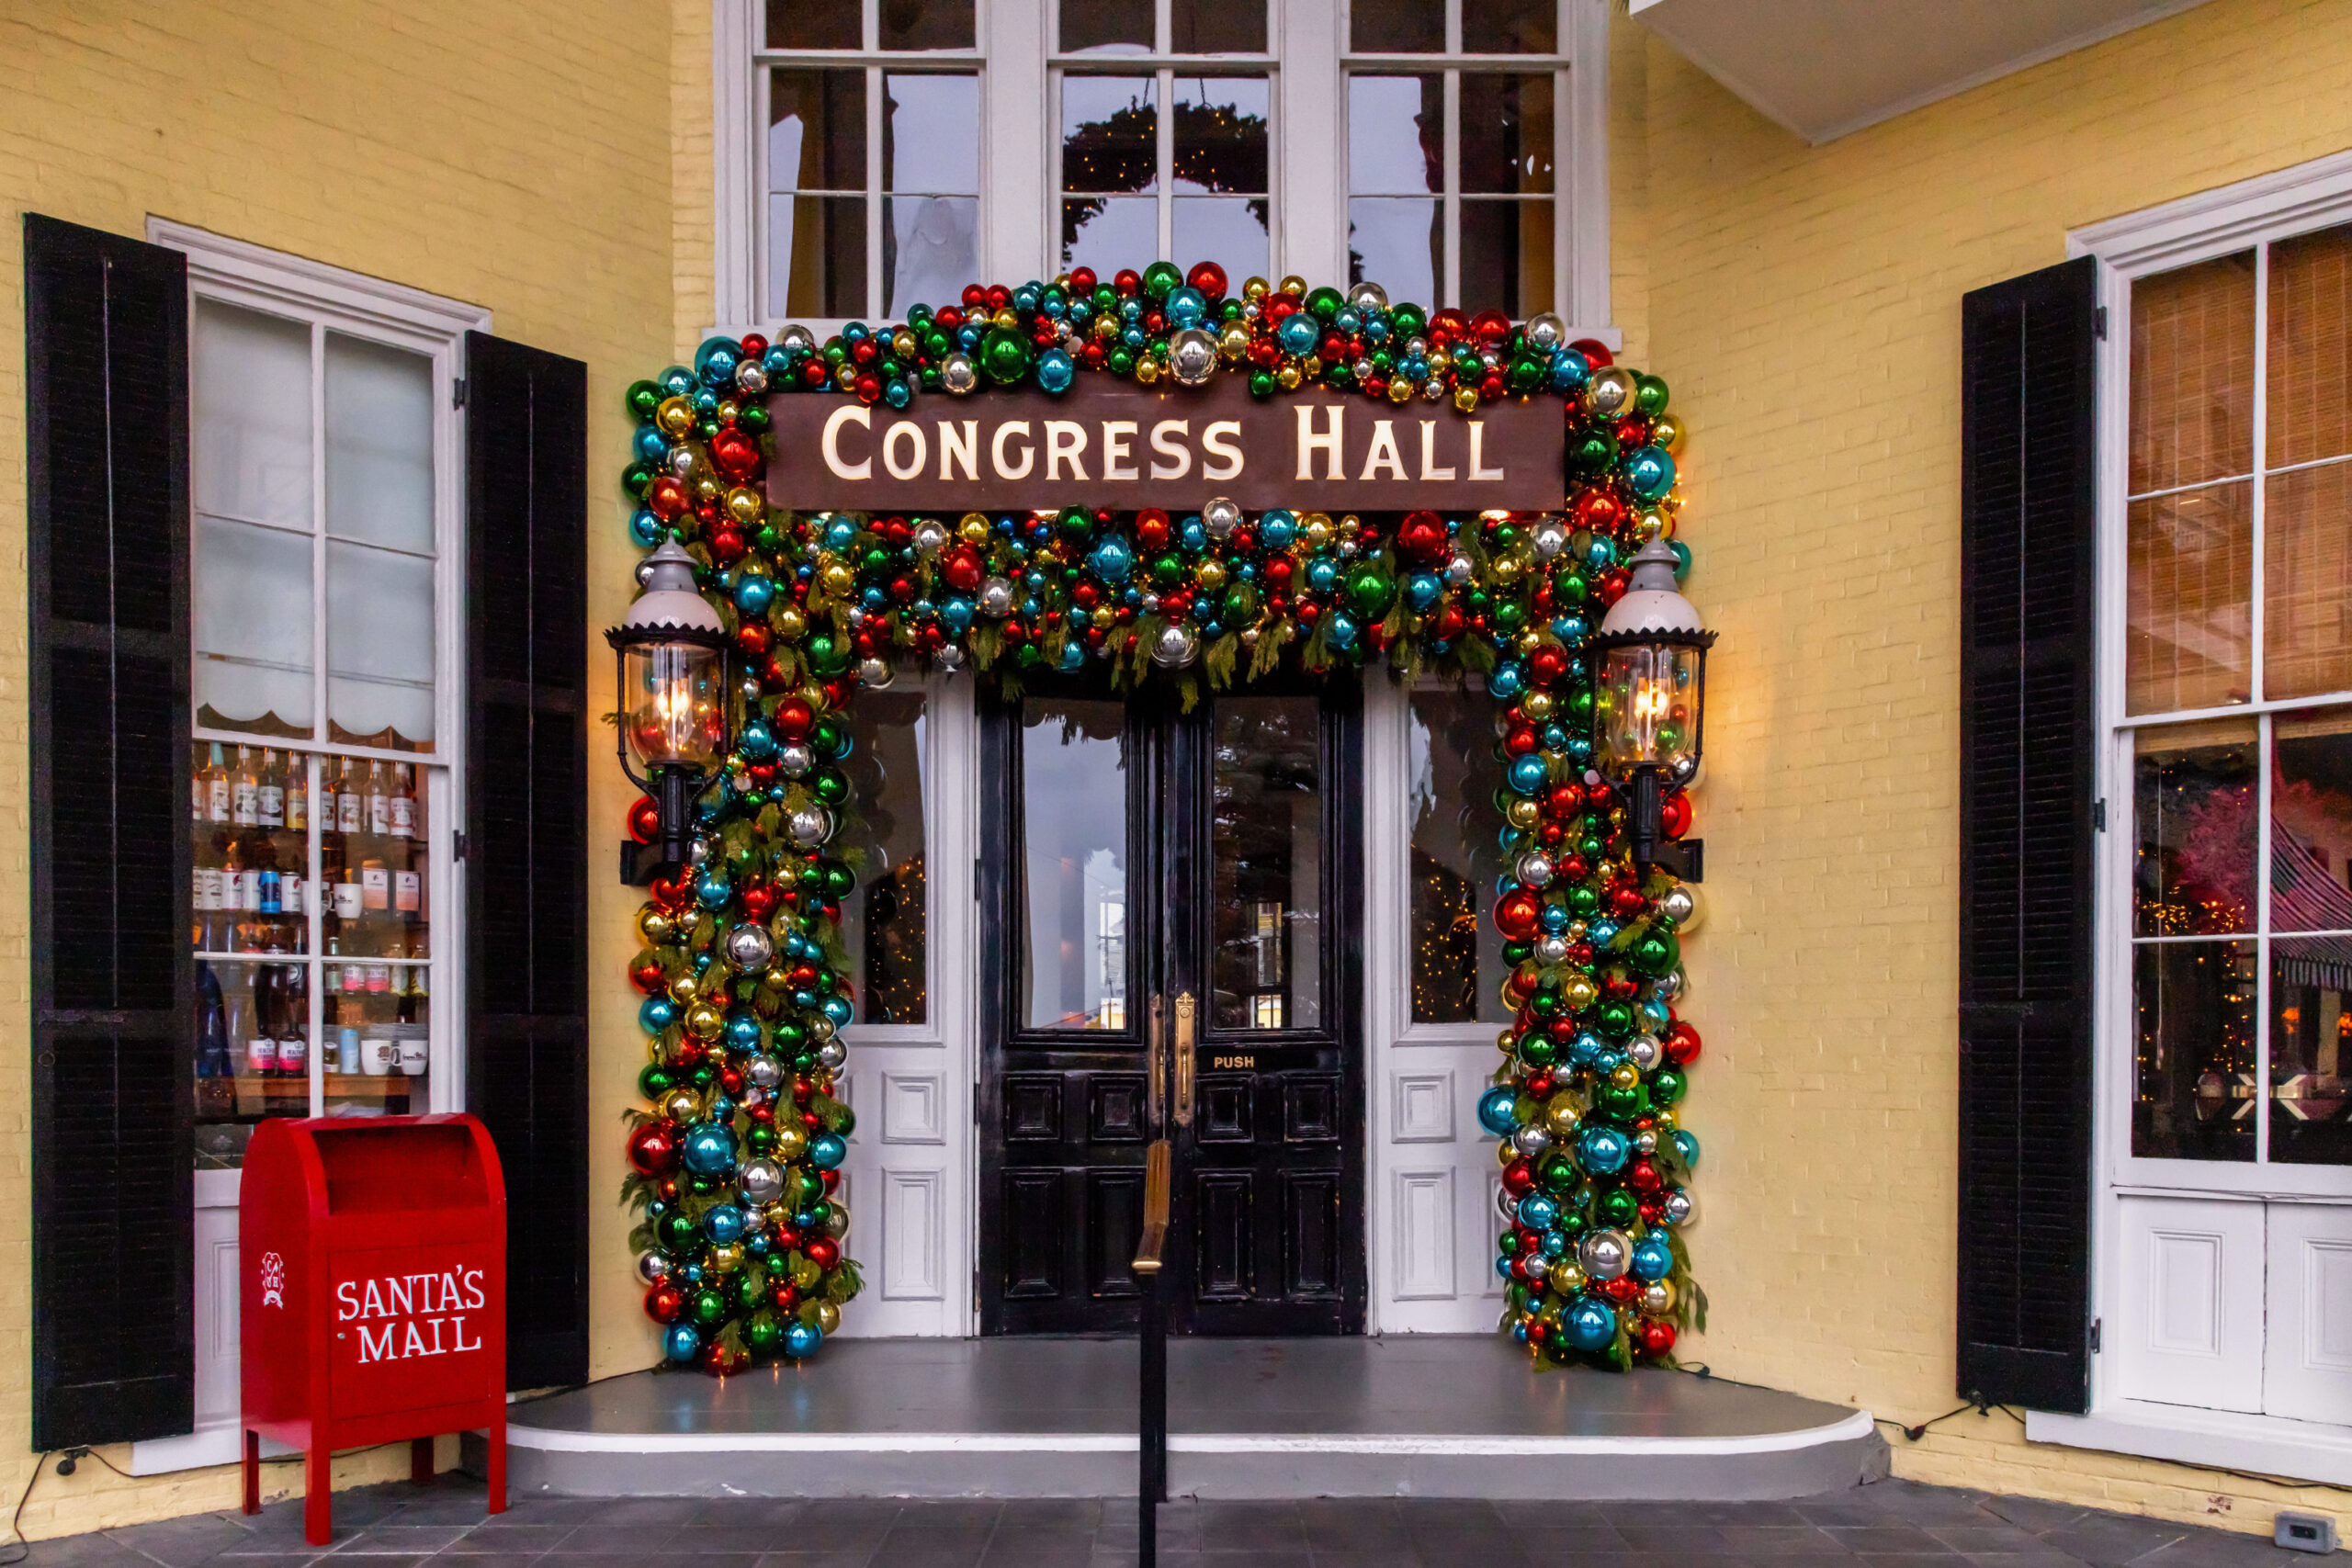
[1623,0,2352,1535]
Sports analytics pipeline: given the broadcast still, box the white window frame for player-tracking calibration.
[2030,149,2352,1484]
[1336,0,1612,337]
[1047,0,1280,281]
[714,0,1615,343]
[134,219,486,1474]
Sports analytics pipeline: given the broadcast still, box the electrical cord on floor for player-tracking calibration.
[0,1450,48,1566]
[506,1361,664,1408]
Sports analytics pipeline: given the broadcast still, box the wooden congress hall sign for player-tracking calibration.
[764,379,1565,513]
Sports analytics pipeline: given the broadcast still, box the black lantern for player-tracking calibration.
[1588,536,1713,879]
[607,538,730,880]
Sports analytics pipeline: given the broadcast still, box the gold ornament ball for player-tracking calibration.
[1135,356,1162,386]
[1453,385,1481,413]
[655,397,696,437]
[725,487,763,525]
[708,1243,744,1273]
[1301,515,1333,549]
[1521,690,1555,721]
[661,1088,701,1123]
[1549,1263,1589,1296]
[1505,796,1542,829]
[773,606,807,641]
[1544,1095,1582,1137]
[1278,274,1307,297]
[958,513,990,543]
[819,561,855,596]
[1386,376,1415,405]
[667,972,700,1004]
[774,1124,810,1161]
[813,1301,842,1334]
[639,907,673,945]
[686,1004,726,1040]
[1218,322,1250,361]
[1243,276,1271,300]
[1275,364,1302,391]
[1196,559,1227,592]
[1609,1061,1642,1091]
[1653,412,1686,452]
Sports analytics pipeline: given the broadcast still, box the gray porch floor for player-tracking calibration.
[500,1336,1885,1499]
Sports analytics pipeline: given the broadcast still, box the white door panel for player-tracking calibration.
[2265,1203,2352,1423]
[2113,1196,2265,1413]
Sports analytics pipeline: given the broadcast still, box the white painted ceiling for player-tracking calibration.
[1628,0,2218,144]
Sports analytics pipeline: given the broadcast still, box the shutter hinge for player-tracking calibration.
[2089,1316,2102,1353]
[451,377,468,409]
[974,856,982,901]
[2093,798,2107,831]
[2095,306,2109,340]
[453,830,471,863]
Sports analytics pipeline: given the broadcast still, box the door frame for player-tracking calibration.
[974,673,1367,1335]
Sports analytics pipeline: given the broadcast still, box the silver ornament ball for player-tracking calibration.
[913,519,950,554]
[1664,1190,1696,1226]
[1531,522,1569,561]
[745,1054,784,1090]
[636,1248,671,1285]
[1203,496,1242,540]
[1641,1280,1675,1315]
[1515,850,1555,888]
[859,656,897,690]
[1347,280,1389,313]
[777,325,817,355]
[979,577,1017,617]
[1627,1033,1663,1071]
[725,922,776,971]
[941,353,978,395]
[787,805,834,848]
[1584,367,1638,422]
[935,642,967,671]
[737,1157,786,1206]
[1653,968,1686,1003]
[1150,624,1201,668]
[1169,329,1219,387]
[1522,1254,1551,1284]
[1534,933,1570,964]
[777,741,815,778]
[733,359,769,395]
[1632,1126,1660,1156]
[816,1040,848,1071]
[1658,884,1702,932]
[1524,312,1568,353]
[1510,1124,1553,1158]
[1577,1228,1633,1281]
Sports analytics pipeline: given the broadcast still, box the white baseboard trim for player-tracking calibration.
[129,1423,295,1476]
[2027,1402,2352,1487]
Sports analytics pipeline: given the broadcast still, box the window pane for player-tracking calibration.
[324,333,433,555]
[1063,74,1158,193]
[2132,719,2256,938]
[2265,461,2352,701]
[196,515,314,739]
[1061,0,1153,54]
[2126,480,2251,715]
[1171,0,1266,53]
[1459,73,1552,194]
[326,540,435,751]
[768,0,860,49]
[1351,0,1443,52]
[1348,74,1442,195]
[1348,198,1439,308]
[1175,198,1269,288]
[886,197,980,320]
[1210,696,1323,1032]
[1461,197,1552,315]
[2266,221,2352,468]
[1409,690,1511,1025]
[194,299,311,529]
[842,691,928,1025]
[2271,938,2352,1164]
[885,73,980,194]
[773,194,868,319]
[770,70,867,193]
[1173,75,1268,193]
[1065,196,1159,274]
[322,759,435,1118]
[2129,252,2254,495]
[190,741,310,958]
[196,959,311,1168]
[1021,698,1129,1031]
[2132,939,2257,1161]
[2273,707,2352,933]
[1462,0,1557,54]
[879,0,974,51]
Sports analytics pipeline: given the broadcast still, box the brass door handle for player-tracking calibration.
[1173,992,1195,1126]
[1147,995,1166,1131]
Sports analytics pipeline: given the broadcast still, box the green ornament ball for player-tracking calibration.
[980,327,1034,385]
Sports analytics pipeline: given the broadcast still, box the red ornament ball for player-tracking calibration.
[627,1122,679,1176]
[628,795,661,844]
[645,1282,684,1323]
[1636,1320,1678,1359]
[1186,261,1228,301]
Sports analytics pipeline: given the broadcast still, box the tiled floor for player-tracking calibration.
[23,1476,2294,1568]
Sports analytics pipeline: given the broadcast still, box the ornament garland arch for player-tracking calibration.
[616,259,1709,1375]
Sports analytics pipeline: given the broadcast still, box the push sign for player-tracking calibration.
[239,1116,510,1545]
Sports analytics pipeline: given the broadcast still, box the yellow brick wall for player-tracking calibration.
[0,0,671,1540]
[1630,0,2352,1536]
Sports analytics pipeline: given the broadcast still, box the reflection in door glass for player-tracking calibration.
[1408,689,1511,1023]
[1211,697,1321,1031]
[1021,699,1129,1030]
[842,691,928,1024]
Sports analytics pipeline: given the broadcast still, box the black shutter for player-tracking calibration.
[25,214,195,1448]
[1957,256,2098,1414]
[464,333,590,1390]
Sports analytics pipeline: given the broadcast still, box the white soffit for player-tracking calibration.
[1628,0,2218,144]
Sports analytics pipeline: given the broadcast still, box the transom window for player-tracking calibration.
[2122,220,2352,1170]
[761,0,982,320]
[1055,0,1273,286]
[1345,0,1566,315]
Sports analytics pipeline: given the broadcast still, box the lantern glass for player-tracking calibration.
[1594,640,1704,780]
[623,640,727,771]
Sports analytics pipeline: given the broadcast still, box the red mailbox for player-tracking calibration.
[240,1114,508,1544]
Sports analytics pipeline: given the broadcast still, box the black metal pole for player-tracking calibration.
[1140,1269,1166,1566]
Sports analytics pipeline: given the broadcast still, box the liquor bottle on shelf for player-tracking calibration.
[329,838,362,948]
[258,750,284,829]
[232,746,259,828]
[336,760,363,836]
[192,749,206,823]
[390,764,416,840]
[367,761,390,837]
[195,962,230,1077]
[235,976,272,1079]
[288,753,309,835]
[207,742,231,824]
[276,962,309,1080]
[193,826,220,950]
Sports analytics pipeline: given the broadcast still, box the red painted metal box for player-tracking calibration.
[240,1114,507,1544]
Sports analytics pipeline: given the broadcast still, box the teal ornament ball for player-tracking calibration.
[808,1132,848,1170]
[665,1324,702,1361]
[1629,1233,1673,1283]
[784,1319,822,1358]
[1477,1085,1519,1136]
[1563,1297,1617,1352]
[682,1123,736,1176]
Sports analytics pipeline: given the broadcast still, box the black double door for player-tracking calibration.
[978,677,1364,1336]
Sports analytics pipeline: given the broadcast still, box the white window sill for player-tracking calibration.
[2028,1401,2352,1486]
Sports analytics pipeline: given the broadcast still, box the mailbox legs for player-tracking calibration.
[242,1431,259,1517]
[304,1441,333,1546]
[486,1422,508,1516]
